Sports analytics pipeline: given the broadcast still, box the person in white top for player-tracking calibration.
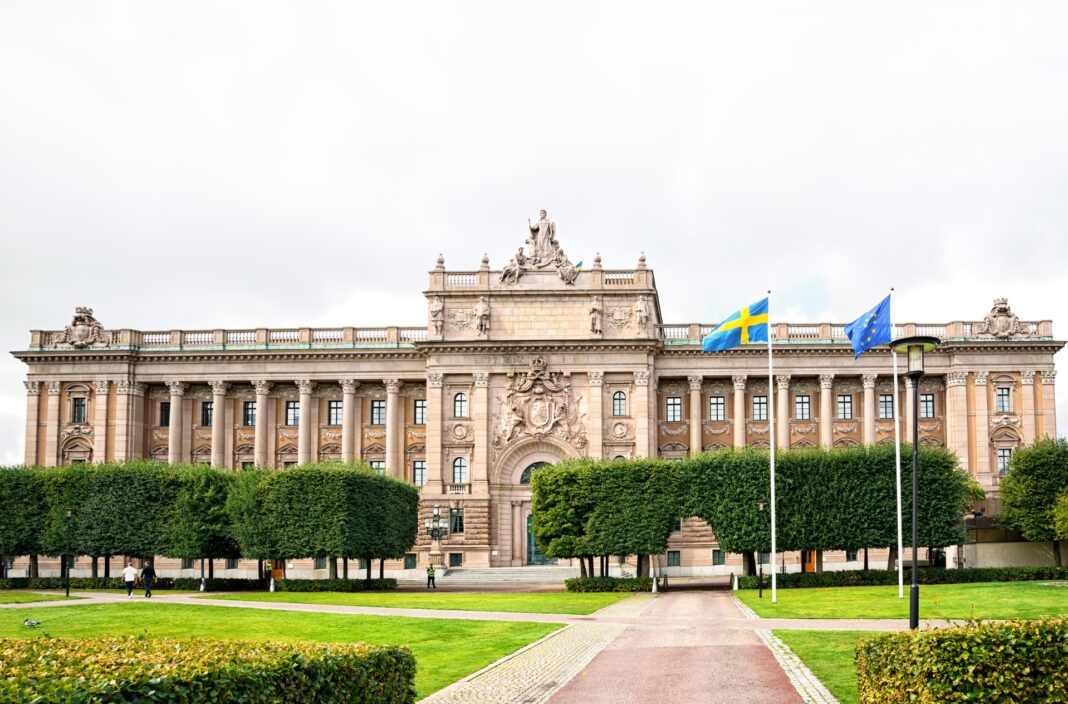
[121,563,138,599]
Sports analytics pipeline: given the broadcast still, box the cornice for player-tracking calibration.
[11,348,425,364]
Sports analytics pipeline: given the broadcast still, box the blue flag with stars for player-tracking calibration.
[845,295,892,358]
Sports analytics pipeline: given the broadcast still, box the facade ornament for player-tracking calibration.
[94,379,110,395]
[1020,370,1035,385]
[834,422,858,433]
[990,415,1022,430]
[703,424,730,435]
[447,307,472,331]
[340,379,360,394]
[61,424,93,440]
[974,298,1029,338]
[688,375,703,391]
[428,373,444,388]
[253,380,273,395]
[903,377,915,389]
[732,375,748,391]
[876,422,896,433]
[1041,369,1057,385]
[384,379,403,394]
[634,370,650,386]
[974,371,989,386]
[633,296,649,336]
[525,209,560,268]
[194,430,212,441]
[166,381,187,397]
[451,423,470,440]
[59,307,110,349]
[704,381,728,395]
[776,374,792,391]
[819,374,835,389]
[661,424,688,435]
[862,374,878,389]
[474,296,491,336]
[473,372,490,387]
[47,381,62,395]
[429,297,445,335]
[24,380,41,395]
[793,423,816,435]
[611,421,634,439]
[434,253,445,271]
[588,371,604,387]
[918,420,942,432]
[590,297,603,334]
[555,249,579,285]
[607,307,632,329]
[499,248,527,285]
[749,423,769,434]
[209,380,230,396]
[492,356,586,453]
[946,371,969,387]
[296,380,317,395]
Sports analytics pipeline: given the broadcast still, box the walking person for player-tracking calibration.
[141,561,156,598]
[426,563,436,589]
[122,562,138,599]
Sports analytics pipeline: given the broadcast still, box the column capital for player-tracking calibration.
[46,380,62,395]
[731,374,747,391]
[946,371,969,388]
[819,374,835,389]
[296,379,316,395]
[776,374,791,391]
[904,376,916,389]
[384,378,403,394]
[24,380,41,395]
[973,371,989,386]
[588,371,604,387]
[511,500,522,508]
[473,372,490,387]
[166,381,187,396]
[253,380,273,395]
[634,371,650,387]
[94,379,110,395]
[117,380,145,396]
[1020,370,1036,385]
[340,379,360,394]
[687,375,703,391]
[1041,369,1057,385]
[209,380,230,396]
[862,374,877,389]
[428,373,444,388]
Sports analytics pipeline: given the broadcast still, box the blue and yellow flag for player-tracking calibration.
[702,297,769,352]
[844,294,892,358]
[575,261,584,271]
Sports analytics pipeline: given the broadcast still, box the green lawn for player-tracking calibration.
[201,590,633,615]
[0,603,559,698]
[774,630,872,704]
[737,581,1068,620]
[0,592,82,604]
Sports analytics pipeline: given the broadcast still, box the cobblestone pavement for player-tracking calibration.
[758,629,839,704]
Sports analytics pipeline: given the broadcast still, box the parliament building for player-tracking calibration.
[12,214,1063,577]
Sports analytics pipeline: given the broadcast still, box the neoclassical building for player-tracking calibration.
[13,215,1062,575]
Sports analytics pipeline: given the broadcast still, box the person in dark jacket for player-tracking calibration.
[426,564,436,589]
[141,561,156,598]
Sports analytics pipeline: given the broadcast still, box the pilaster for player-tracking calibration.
[904,377,916,438]
[818,374,834,449]
[93,380,109,461]
[296,380,316,465]
[472,372,490,493]
[634,371,650,457]
[732,375,747,448]
[1040,370,1057,438]
[688,375,702,457]
[384,378,402,475]
[1020,371,1036,444]
[862,374,877,445]
[776,374,790,450]
[166,381,187,464]
[44,381,60,466]
[945,371,970,471]
[24,381,41,466]
[588,372,604,459]
[340,380,359,462]
[209,381,229,468]
[426,373,444,486]
[972,371,990,480]
[253,380,271,468]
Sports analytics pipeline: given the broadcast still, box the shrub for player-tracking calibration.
[0,636,416,703]
[564,577,652,592]
[736,566,1068,589]
[172,577,268,591]
[856,619,1068,703]
[27,577,175,590]
[275,578,398,592]
[0,578,29,589]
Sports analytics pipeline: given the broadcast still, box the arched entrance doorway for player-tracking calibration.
[520,462,556,565]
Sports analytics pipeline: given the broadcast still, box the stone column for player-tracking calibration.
[1040,370,1057,439]
[972,372,990,479]
[511,500,523,566]
[688,375,703,457]
[296,380,316,465]
[588,372,604,460]
[776,375,790,450]
[166,381,187,464]
[1020,371,1036,444]
[634,371,651,457]
[862,374,877,445]
[945,372,970,471]
[426,373,444,488]
[209,381,229,468]
[340,380,359,462]
[904,377,916,437]
[253,381,271,468]
[384,378,402,475]
[24,381,41,466]
[819,374,834,449]
[472,372,490,492]
[732,375,747,448]
[93,380,110,462]
[44,381,61,466]
[114,380,142,461]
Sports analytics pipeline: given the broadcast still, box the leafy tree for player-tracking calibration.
[161,465,239,561]
[1053,492,1068,542]
[1000,438,1068,566]
[0,467,44,575]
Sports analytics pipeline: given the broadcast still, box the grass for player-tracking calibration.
[736,581,1068,620]
[774,630,872,704]
[0,602,559,698]
[0,592,82,604]
[201,590,633,615]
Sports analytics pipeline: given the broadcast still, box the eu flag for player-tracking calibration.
[702,297,769,352]
[845,295,892,358]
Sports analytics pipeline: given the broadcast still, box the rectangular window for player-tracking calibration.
[997,448,1012,475]
[201,401,213,428]
[920,394,935,419]
[414,399,426,425]
[671,519,682,532]
[708,396,725,421]
[371,399,386,425]
[314,557,327,570]
[712,549,725,566]
[449,552,463,567]
[759,552,770,564]
[995,387,1011,414]
[794,395,811,421]
[449,508,465,534]
[242,400,256,427]
[285,400,299,426]
[837,395,853,420]
[879,394,894,420]
[667,550,681,567]
[159,401,171,427]
[359,558,370,571]
[225,558,238,570]
[283,461,298,468]
[369,460,386,474]
[404,553,417,570]
[241,461,255,470]
[71,397,87,424]
[665,396,683,422]
[846,550,858,562]
[181,558,194,570]
[752,396,768,422]
[413,460,426,486]
[613,392,628,417]
[327,399,342,426]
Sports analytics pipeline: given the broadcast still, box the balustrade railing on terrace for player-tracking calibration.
[32,326,432,350]
[657,320,1052,344]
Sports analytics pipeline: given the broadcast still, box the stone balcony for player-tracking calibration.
[27,326,429,351]
[655,320,1055,346]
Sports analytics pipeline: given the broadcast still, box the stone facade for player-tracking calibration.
[12,216,1063,576]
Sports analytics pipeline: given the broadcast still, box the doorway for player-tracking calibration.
[526,514,557,565]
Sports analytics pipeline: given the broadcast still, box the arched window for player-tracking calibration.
[520,461,549,485]
[452,457,468,484]
[453,393,468,418]
[612,391,627,416]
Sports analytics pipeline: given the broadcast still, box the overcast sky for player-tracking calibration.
[1,2,1065,464]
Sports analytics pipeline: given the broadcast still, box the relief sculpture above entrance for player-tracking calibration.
[493,356,586,456]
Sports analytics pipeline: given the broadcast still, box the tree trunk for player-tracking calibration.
[342,558,348,579]
[257,559,264,581]
[103,556,110,579]
[29,554,39,579]
[743,552,756,576]
[1054,540,1063,568]
[863,547,870,571]
[328,557,338,579]
[887,546,897,571]
[379,559,384,580]
[587,556,594,577]
[579,558,587,578]
[208,559,214,579]
[91,556,99,579]
[200,559,205,579]
[365,559,371,580]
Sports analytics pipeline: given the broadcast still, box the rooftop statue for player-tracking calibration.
[499,209,581,285]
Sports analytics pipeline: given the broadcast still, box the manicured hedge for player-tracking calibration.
[564,577,653,592]
[856,619,1068,702]
[0,577,265,591]
[275,578,397,592]
[0,636,416,703]
[737,566,1068,589]
[173,577,268,591]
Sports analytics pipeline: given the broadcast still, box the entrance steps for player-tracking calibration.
[440,566,580,583]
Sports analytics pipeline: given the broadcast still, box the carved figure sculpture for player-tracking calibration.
[556,249,579,285]
[499,248,527,285]
[634,295,649,334]
[60,307,110,349]
[429,297,444,334]
[474,296,491,336]
[492,356,586,453]
[590,296,603,334]
[526,209,558,267]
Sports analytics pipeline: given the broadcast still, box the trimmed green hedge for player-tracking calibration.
[856,619,1068,702]
[564,577,653,592]
[173,577,268,591]
[737,566,1068,589]
[0,636,416,703]
[275,578,398,592]
[0,577,266,591]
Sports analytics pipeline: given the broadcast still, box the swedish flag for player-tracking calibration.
[844,294,892,358]
[702,297,769,352]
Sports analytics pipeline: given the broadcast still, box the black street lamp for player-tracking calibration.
[424,505,448,567]
[63,507,73,598]
[890,335,940,629]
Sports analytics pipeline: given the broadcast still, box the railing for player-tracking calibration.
[183,331,213,345]
[446,483,470,495]
[916,325,946,337]
[355,329,388,342]
[312,329,343,342]
[604,271,635,285]
[227,330,256,344]
[400,327,427,342]
[660,325,689,340]
[446,273,477,286]
[269,330,299,342]
[787,325,820,339]
[142,332,172,346]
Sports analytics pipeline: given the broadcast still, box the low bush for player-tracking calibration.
[173,577,268,591]
[275,578,398,592]
[564,577,653,592]
[856,619,1068,702]
[27,577,176,590]
[0,636,416,703]
[0,578,29,589]
[736,566,1068,589]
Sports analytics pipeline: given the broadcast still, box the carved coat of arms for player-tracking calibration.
[974,298,1028,338]
[59,307,110,349]
[493,357,586,453]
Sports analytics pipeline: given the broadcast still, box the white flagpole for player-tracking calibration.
[891,287,904,599]
[767,290,777,604]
